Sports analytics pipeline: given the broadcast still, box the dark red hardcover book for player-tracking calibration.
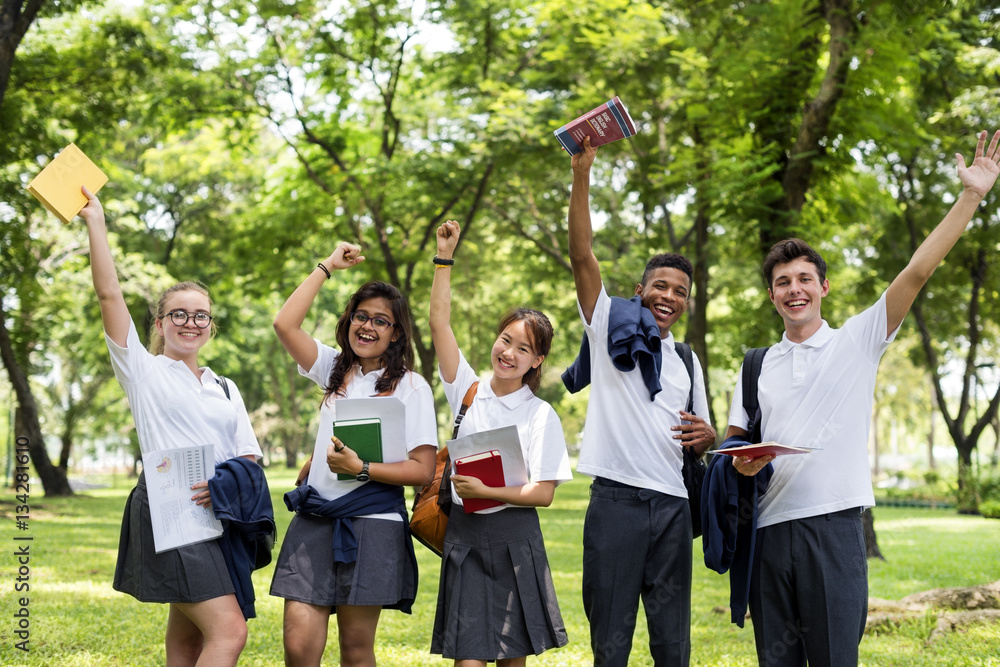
[454,449,505,513]
[553,96,638,155]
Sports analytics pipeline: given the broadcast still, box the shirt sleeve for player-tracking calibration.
[299,338,339,388]
[223,379,264,460]
[105,319,154,386]
[844,291,897,361]
[727,364,749,432]
[691,350,713,426]
[525,402,573,485]
[579,284,611,341]
[440,350,480,418]
[400,374,440,452]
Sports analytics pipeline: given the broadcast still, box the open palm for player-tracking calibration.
[957,129,1000,198]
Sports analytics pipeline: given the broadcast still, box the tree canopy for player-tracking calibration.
[2,0,999,499]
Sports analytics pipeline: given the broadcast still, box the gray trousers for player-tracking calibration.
[748,509,868,667]
[582,478,692,667]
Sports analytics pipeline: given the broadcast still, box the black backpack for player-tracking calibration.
[678,345,770,538]
[740,348,769,444]
[674,343,707,538]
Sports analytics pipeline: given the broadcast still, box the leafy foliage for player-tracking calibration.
[3,0,1000,484]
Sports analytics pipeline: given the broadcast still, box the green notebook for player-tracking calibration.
[333,418,383,481]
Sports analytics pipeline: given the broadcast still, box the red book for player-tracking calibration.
[553,96,638,156]
[453,450,505,513]
[710,442,818,458]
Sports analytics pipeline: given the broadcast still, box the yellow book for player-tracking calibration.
[26,143,108,224]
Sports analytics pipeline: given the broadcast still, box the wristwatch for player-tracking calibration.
[356,461,370,483]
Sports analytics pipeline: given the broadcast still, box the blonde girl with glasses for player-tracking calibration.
[79,189,264,667]
[269,241,438,666]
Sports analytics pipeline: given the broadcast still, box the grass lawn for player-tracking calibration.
[1,468,998,666]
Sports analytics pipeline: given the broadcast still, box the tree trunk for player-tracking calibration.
[758,0,858,253]
[862,508,885,560]
[284,435,299,469]
[956,446,979,514]
[928,392,937,470]
[688,126,716,429]
[0,309,73,496]
[0,0,47,112]
[991,416,999,470]
[58,432,71,471]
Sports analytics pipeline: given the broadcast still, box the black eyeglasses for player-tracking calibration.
[350,312,395,332]
[165,310,213,328]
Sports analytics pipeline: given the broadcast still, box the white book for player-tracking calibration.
[447,424,528,489]
[307,397,407,500]
[141,445,223,553]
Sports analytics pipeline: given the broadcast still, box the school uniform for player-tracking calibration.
[107,321,263,603]
[576,286,711,667]
[727,292,897,667]
[269,338,438,611]
[431,351,572,661]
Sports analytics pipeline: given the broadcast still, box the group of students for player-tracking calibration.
[78,127,1000,667]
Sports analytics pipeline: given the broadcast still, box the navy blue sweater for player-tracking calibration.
[562,294,662,400]
[207,457,276,620]
[701,437,773,627]
[283,481,417,613]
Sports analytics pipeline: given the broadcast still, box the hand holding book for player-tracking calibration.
[709,442,818,457]
[330,418,384,481]
[453,450,506,513]
[554,96,638,155]
[26,143,108,224]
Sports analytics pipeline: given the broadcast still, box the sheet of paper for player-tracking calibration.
[447,424,528,488]
[307,397,407,499]
[141,445,223,553]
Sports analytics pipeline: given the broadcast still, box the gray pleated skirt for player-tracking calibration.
[431,506,568,660]
[269,513,416,612]
[113,473,235,603]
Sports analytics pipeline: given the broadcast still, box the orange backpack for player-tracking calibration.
[409,382,478,556]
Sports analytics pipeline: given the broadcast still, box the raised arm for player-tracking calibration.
[273,242,365,370]
[428,220,461,383]
[568,135,603,323]
[79,187,131,347]
[885,130,1000,336]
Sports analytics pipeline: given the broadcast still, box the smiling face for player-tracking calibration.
[768,257,830,341]
[490,319,544,392]
[636,266,690,337]
[155,290,212,361]
[348,296,400,373]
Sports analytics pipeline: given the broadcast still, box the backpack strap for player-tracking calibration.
[436,381,480,514]
[673,342,695,414]
[742,347,769,444]
[452,381,480,439]
[216,376,231,400]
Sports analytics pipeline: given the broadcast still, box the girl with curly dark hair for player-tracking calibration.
[269,242,438,666]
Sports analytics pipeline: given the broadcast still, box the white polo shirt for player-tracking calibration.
[575,286,711,498]
[728,292,897,527]
[443,351,573,513]
[300,338,439,519]
[106,320,262,465]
